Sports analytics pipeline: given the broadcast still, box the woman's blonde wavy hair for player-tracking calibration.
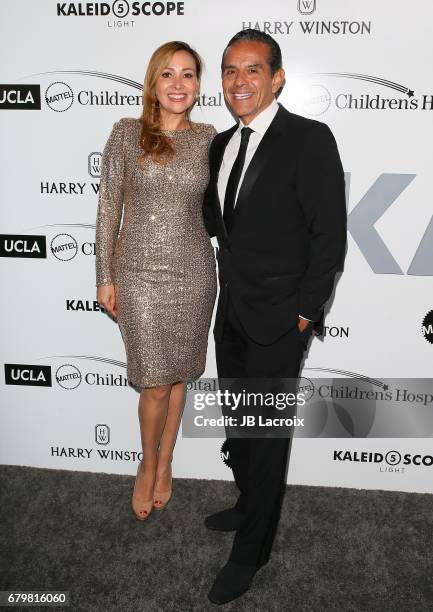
[139,41,202,165]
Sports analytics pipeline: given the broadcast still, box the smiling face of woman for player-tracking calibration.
[154,50,199,121]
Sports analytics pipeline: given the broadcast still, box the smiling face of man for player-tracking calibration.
[222,40,284,125]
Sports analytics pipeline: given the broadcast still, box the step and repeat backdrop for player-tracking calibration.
[1,0,432,494]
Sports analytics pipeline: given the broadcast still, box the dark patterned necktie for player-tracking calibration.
[223,126,253,232]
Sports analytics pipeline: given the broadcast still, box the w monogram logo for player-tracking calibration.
[95,424,110,445]
[298,0,316,14]
[88,152,101,178]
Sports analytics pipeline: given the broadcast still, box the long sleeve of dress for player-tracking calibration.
[95,119,126,285]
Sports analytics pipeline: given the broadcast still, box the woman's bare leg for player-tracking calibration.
[137,384,172,500]
[154,382,186,495]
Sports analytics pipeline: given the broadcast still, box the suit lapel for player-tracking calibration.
[211,124,238,242]
[231,105,286,224]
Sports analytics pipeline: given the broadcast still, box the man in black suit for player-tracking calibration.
[203,29,347,604]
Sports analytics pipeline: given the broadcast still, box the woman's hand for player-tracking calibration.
[97,284,118,319]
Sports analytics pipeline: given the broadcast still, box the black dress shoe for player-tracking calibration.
[208,560,258,604]
[204,508,244,532]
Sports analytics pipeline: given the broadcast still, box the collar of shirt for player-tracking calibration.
[217,99,279,213]
[237,98,279,137]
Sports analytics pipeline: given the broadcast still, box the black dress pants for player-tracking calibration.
[215,295,312,567]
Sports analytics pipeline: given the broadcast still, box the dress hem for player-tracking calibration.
[127,369,205,392]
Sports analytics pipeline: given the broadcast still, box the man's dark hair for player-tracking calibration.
[221,29,283,75]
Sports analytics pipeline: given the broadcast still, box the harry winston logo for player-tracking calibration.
[95,424,110,445]
[298,0,316,14]
[88,152,101,178]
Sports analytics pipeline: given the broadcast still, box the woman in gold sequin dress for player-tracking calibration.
[95,42,217,520]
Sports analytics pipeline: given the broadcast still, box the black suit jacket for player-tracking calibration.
[203,104,347,345]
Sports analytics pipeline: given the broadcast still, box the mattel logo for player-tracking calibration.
[0,234,47,258]
[4,364,52,387]
[0,85,41,110]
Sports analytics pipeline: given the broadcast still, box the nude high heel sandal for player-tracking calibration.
[153,465,172,511]
[131,463,153,520]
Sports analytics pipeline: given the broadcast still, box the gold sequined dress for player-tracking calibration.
[95,118,217,389]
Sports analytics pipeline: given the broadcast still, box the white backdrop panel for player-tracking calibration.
[1,0,432,493]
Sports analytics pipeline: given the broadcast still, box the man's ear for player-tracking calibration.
[272,68,285,94]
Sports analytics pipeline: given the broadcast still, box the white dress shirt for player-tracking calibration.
[217,98,279,210]
[216,98,311,322]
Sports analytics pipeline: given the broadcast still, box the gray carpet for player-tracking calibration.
[1,465,432,611]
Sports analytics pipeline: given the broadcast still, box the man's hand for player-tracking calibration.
[298,316,310,332]
[97,284,118,319]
